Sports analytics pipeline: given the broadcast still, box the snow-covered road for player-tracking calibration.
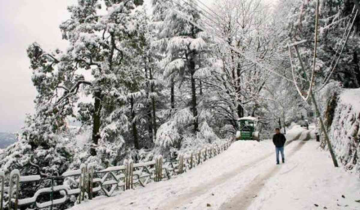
[70,127,360,210]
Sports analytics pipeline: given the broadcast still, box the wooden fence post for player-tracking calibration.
[9,170,20,210]
[159,156,163,181]
[125,160,129,189]
[88,166,94,200]
[130,160,134,189]
[204,148,207,161]
[78,169,82,204]
[80,165,87,202]
[0,171,4,210]
[178,155,184,174]
[155,156,163,182]
[197,151,201,165]
[190,153,194,169]
[125,159,134,190]
[155,157,158,182]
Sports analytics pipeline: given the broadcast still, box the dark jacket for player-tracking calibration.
[273,133,286,148]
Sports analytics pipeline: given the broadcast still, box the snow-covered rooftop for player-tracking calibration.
[238,116,258,121]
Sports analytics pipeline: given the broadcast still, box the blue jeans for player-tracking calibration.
[276,147,285,164]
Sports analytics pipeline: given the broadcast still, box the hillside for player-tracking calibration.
[0,132,17,149]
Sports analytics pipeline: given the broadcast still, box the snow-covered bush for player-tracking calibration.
[0,131,73,176]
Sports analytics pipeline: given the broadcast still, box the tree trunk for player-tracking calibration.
[130,96,140,150]
[251,104,258,117]
[171,78,175,114]
[189,55,199,133]
[353,51,360,87]
[149,67,157,139]
[236,62,244,118]
[91,90,102,156]
[147,108,153,141]
[278,118,282,130]
[199,55,203,96]
[145,65,153,142]
[237,104,244,118]
[283,111,286,134]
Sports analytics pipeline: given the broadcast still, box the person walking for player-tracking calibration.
[273,128,286,165]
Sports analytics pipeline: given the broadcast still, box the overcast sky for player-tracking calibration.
[0,0,76,132]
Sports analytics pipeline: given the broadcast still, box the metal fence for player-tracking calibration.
[0,141,232,210]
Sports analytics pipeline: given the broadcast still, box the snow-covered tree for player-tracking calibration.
[151,0,219,148]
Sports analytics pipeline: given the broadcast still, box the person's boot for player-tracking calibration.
[277,160,280,165]
[282,159,285,164]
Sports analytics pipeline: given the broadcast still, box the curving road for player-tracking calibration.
[70,128,324,210]
[158,130,313,210]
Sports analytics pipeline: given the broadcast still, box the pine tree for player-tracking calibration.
[26,0,145,160]
[152,0,216,148]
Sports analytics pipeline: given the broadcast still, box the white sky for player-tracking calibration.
[0,0,276,133]
[0,0,76,132]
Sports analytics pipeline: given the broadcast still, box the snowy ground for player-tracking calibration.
[70,127,360,210]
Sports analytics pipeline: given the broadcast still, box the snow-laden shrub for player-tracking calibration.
[179,134,208,154]
[198,121,220,143]
[0,126,129,176]
[67,128,130,170]
[155,107,225,157]
[0,140,32,173]
[0,132,73,176]
[155,108,194,148]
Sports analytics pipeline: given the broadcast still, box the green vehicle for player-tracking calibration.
[235,117,260,141]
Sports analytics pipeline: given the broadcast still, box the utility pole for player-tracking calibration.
[288,0,339,167]
[310,91,338,166]
[292,45,338,167]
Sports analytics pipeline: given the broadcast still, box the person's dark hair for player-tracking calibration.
[275,128,280,131]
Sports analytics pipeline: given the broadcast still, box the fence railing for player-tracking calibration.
[0,141,232,210]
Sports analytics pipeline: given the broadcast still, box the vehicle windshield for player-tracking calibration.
[238,120,255,131]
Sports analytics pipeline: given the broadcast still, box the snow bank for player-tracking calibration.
[340,89,360,112]
[328,88,360,173]
[249,140,360,210]
[285,124,306,140]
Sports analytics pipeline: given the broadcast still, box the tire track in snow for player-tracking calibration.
[156,132,304,210]
[219,131,312,210]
